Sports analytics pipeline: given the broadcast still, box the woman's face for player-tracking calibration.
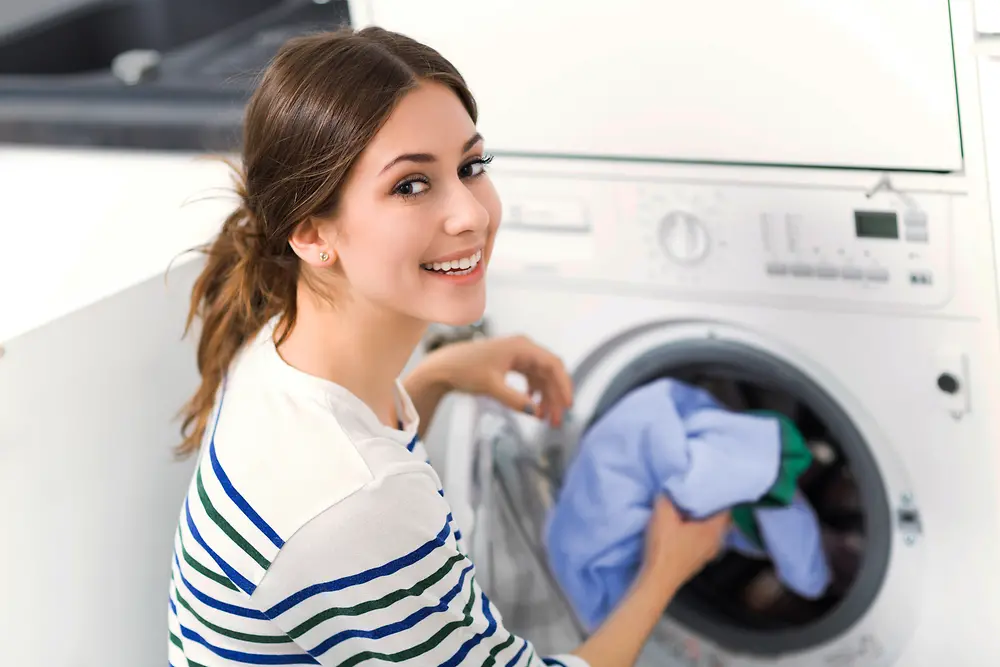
[321,81,501,327]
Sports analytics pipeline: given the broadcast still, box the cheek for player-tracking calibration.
[480,180,503,232]
[338,218,425,289]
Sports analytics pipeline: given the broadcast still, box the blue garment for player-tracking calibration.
[544,378,831,631]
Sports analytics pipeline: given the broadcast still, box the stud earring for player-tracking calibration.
[319,251,329,263]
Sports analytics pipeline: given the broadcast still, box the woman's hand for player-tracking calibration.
[572,497,731,667]
[414,335,574,427]
[640,495,730,588]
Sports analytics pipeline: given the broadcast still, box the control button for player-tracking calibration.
[906,229,929,242]
[910,270,933,285]
[760,214,774,252]
[785,214,801,252]
[937,372,960,394]
[816,264,839,279]
[841,266,864,280]
[866,267,890,282]
[789,263,814,277]
[766,261,787,276]
[905,211,928,227]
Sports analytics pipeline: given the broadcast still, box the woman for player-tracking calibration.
[168,26,729,667]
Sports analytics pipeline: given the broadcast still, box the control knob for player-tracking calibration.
[658,211,710,264]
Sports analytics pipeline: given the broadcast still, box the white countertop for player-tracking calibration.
[0,145,236,342]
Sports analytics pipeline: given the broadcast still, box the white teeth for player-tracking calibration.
[422,249,483,275]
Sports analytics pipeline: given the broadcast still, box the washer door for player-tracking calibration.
[440,321,925,665]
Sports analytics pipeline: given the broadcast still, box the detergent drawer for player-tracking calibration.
[356,0,963,173]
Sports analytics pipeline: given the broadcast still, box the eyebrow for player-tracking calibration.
[379,132,484,175]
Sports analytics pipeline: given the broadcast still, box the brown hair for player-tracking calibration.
[176,26,477,457]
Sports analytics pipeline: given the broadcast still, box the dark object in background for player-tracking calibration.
[0,0,351,151]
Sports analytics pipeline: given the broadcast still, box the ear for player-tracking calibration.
[289,216,337,267]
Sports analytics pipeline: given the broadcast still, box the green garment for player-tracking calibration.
[730,410,812,549]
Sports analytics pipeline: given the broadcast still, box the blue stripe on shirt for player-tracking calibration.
[505,640,529,667]
[173,552,268,620]
[178,624,319,665]
[265,517,453,617]
[185,498,257,595]
[209,439,285,549]
[441,588,500,667]
[310,564,475,656]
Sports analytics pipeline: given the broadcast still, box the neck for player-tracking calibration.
[276,285,428,427]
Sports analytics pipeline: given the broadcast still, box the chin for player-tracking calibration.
[429,298,487,328]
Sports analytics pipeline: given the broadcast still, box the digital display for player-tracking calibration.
[854,210,899,239]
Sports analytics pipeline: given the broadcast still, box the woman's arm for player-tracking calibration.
[573,497,730,667]
[249,466,591,666]
[403,335,574,437]
[402,357,451,438]
[571,563,684,666]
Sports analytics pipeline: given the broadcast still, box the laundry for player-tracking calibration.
[543,378,832,631]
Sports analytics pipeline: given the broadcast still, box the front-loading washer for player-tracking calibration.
[420,156,1000,666]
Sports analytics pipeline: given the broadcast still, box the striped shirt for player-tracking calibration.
[167,317,589,667]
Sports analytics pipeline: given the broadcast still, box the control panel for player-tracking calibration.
[488,170,953,308]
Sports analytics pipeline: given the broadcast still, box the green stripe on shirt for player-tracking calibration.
[484,634,517,666]
[196,466,270,570]
[288,553,467,638]
[178,528,239,592]
[336,578,478,667]
[175,585,292,644]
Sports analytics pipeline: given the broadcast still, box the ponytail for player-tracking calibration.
[176,163,298,457]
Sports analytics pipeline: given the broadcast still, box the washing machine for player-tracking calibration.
[420,152,1000,666]
[385,1,1000,664]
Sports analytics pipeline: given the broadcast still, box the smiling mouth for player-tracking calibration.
[420,249,483,276]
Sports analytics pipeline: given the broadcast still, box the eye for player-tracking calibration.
[459,154,494,179]
[393,178,430,199]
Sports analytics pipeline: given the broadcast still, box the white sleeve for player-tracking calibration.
[248,467,590,667]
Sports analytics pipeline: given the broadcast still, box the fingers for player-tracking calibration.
[487,379,537,415]
[509,336,574,427]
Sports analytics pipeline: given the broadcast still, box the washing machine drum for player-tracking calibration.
[487,335,893,658]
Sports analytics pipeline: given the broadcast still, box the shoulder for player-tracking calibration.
[249,466,460,615]
[182,325,441,591]
[209,380,372,531]
[206,330,434,541]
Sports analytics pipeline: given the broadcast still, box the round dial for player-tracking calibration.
[658,211,710,263]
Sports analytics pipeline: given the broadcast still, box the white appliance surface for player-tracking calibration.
[422,152,1000,666]
[974,0,1000,34]
[0,146,232,667]
[980,56,1000,307]
[0,147,234,343]
[353,0,962,172]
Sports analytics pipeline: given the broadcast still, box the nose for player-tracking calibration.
[442,182,490,237]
